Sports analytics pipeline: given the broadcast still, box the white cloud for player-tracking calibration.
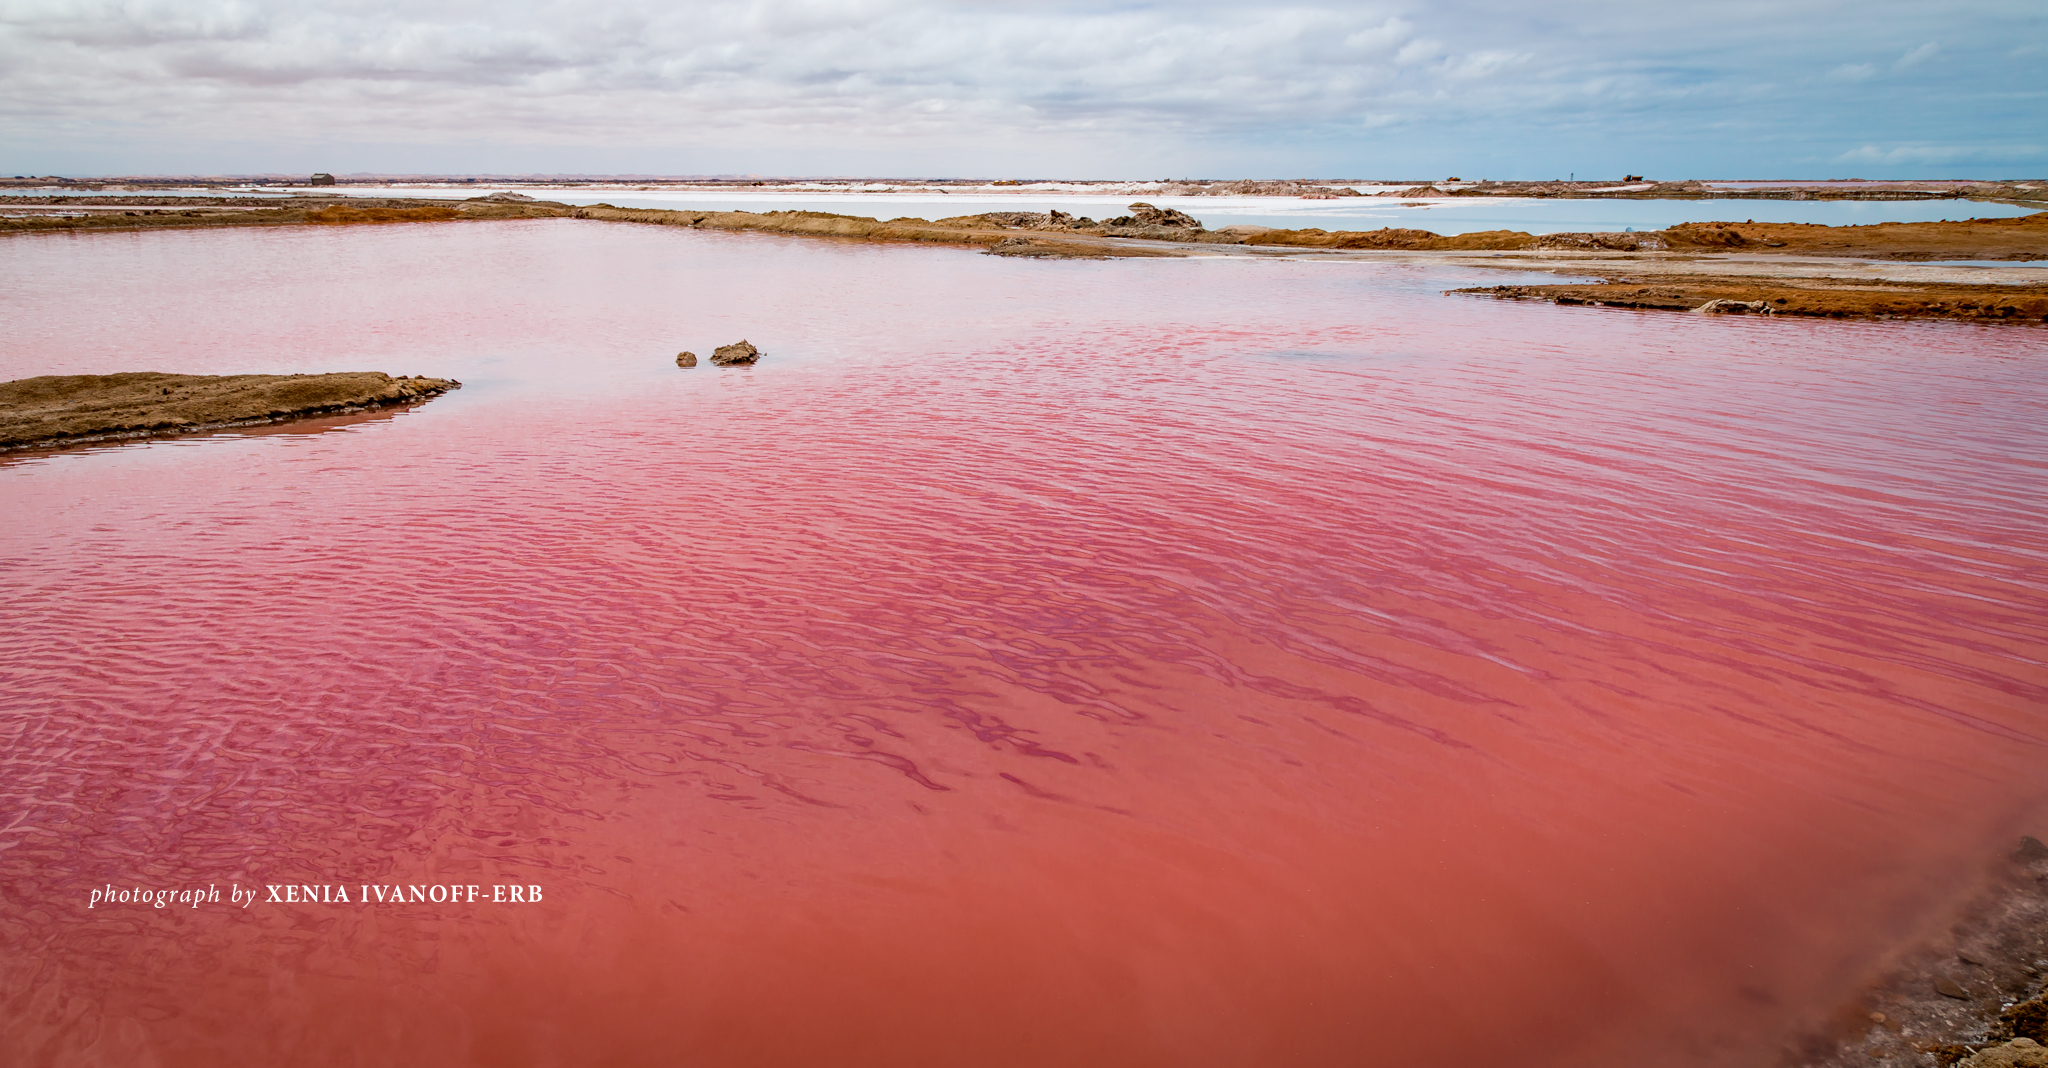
[1894,41,1938,68]
[0,0,2041,175]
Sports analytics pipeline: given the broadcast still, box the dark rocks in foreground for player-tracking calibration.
[1793,837,2048,1068]
[0,371,459,449]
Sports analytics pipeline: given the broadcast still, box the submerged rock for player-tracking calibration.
[676,351,697,368]
[1693,298,1775,314]
[710,340,760,366]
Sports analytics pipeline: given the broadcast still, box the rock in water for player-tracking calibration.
[676,351,697,367]
[711,340,760,366]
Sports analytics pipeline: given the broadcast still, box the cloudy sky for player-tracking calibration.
[0,0,2041,179]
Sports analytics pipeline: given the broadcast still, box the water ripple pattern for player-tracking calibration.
[2,220,2045,1068]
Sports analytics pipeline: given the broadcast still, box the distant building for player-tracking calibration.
[310,173,336,186]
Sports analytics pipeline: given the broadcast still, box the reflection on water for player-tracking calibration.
[1,220,2045,1067]
[0,405,421,467]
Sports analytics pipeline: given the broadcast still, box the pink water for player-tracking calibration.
[2,220,2045,1067]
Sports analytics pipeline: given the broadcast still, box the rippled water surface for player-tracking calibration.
[3,220,2046,1067]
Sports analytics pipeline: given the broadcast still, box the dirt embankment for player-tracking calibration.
[0,196,567,234]
[568,205,1006,246]
[1658,215,2048,260]
[1458,277,2048,322]
[564,204,1209,256]
[1245,212,2048,261]
[1243,226,1542,251]
[0,372,459,450]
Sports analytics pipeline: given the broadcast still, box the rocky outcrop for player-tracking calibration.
[951,203,1206,241]
[710,340,760,366]
[1535,231,1671,251]
[971,211,1051,228]
[936,210,1106,232]
[0,371,459,449]
[1037,209,1100,230]
[1104,202,1200,228]
[1089,202,1207,242]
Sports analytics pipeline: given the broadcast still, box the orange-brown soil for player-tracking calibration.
[305,204,461,224]
[0,372,459,449]
[1658,215,2048,261]
[1245,227,1540,251]
[1455,276,2048,322]
[1245,212,2048,261]
[0,196,566,234]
